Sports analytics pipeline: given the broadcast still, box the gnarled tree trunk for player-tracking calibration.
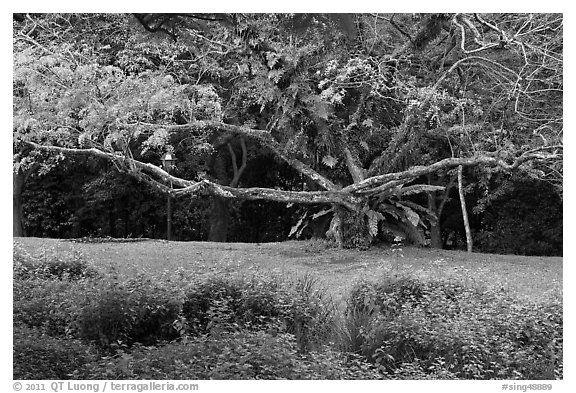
[327,205,370,249]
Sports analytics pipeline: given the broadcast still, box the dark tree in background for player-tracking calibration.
[13,13,562,255]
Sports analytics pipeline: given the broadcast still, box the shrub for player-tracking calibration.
[73,273,184,350]
[14,324,97,379]
[181,273,335,351]
[341,275,563,379]
[77,331,382,380]
[15,264,185,351]
[13,242,37,279]
[13,278,86,336]
[182,275,246,333]
[13,241,98,280]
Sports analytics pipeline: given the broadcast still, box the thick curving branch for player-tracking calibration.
[343,150,561,194]
[24,141,360,210]
[25,142,195,189]
[25,140,561,212]
[173,180,361,210]
[141,120,338,191]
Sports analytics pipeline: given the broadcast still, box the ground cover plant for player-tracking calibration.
[13,238,562,380]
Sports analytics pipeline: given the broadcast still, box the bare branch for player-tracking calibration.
[399,184,446,197]
[389,14,414,43]
[228,137,248,188]
[474,13,508,41]
[227,142,238,179]
[25,140,361,209]
[433,55,519,90]
[343,146,366,184]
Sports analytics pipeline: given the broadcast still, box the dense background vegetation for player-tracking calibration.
[13,13,562,255]
[20,163,562,255]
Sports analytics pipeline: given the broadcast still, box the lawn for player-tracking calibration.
[14,237,562,306]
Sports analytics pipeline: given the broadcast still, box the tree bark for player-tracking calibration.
[327,205,370,249]
[429,222,443,249]
[13,169,25,237]
[208,195,230,242]
[426,173,456,249]
[207,149,231,242]
[427,191,443,249]
[343,146,366,184]
[27,140,561,206]
[457,165,473,252]
[207,138,247,242]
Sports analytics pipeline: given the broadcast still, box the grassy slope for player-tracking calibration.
[14,237,562,306]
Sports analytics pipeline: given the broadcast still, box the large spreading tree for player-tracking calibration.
[13,13,562,247]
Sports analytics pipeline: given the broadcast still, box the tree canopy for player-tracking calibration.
[13,13,562,248]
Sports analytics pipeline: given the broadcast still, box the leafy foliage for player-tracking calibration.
[73,273,184,350]
[76,331,381,380]
[342,275,562,379]
[473,179,562,256]
[14,324,98,380]
[182,273,335,352]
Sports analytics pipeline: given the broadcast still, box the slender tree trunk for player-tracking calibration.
[208,149,231,242]
[123,208,129,237]
[457,165,473,252]
[108,202,116,238]
[426,190,443,249]
[208,196,230,242]
[13,170,25,237]
[208,138,248,242]
[426,174,456,249]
